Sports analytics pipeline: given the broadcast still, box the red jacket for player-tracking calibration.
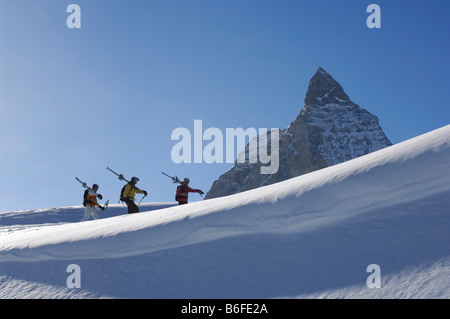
[176,183,200,203]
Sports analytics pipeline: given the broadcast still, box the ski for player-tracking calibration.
[75,177,93,191]
[162,172,181,184]
[107,166,129,182]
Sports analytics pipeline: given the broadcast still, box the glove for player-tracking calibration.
[97,194,103,200]
[198,190,204,195]
[143,190,148,196]
[99,205,105,211]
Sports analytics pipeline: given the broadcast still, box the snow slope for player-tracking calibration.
[0,125,449,298]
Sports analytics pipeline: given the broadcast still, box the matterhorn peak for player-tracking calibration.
[304,67,351,107]
[205,67,392,200]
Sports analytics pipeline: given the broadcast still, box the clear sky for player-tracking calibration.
[1,0,449,212]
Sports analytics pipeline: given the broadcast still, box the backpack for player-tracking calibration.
[120,184,127,201]
[82,189,89,207]
[175,185,181,201]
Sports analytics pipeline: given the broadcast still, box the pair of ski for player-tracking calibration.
[75,177,109,211]
[162,172,181,184]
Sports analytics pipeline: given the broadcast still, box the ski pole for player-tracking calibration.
[137,194,146,207]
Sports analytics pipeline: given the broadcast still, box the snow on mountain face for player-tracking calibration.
[205,67,392,199]
[297,67,392,166]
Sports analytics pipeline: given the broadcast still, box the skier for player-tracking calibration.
[80,184,105,221]
[176,178,204,205]
[121,177,148,214]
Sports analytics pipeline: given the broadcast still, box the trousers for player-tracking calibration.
[124,198,139,214]
[81,206,99,222]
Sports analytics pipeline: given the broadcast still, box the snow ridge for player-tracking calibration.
[0,125,449,298]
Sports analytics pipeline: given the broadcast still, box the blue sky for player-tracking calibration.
[1,0,449,212]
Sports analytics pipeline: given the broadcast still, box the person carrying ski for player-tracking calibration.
[121,177,148,214]
[81,184,105,221]
[176,178,204,205]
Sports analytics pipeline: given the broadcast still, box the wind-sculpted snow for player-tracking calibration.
[1,125,449,262]
[0,125,449,298]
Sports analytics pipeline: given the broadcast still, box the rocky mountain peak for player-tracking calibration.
[204,67,392,200]
[304,67,351,107]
